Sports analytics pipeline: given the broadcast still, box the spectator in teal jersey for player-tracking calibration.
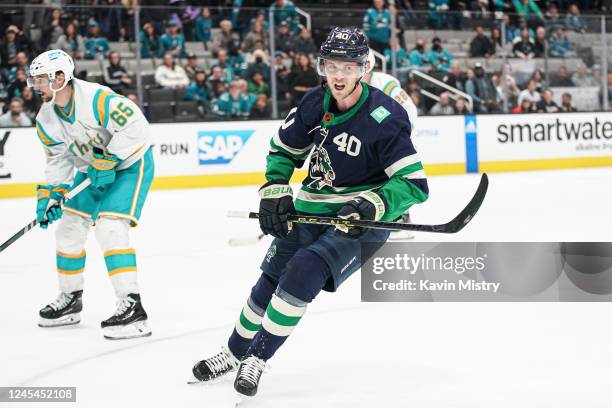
[512,18,535,42]
[384,37,411,80]
[84,21,110,59]
[194,7,212,48]
[270,0,300,33]
[548,29,575,58]
[428,0,449,30]
[363,0,392,54]
[565,4,587,33]
[409,39,431,71]
[184,69,210,104]
[230,0,243,28]
[213,49,236,83]
[213,80,252,119]
[383,37,409,69]
[140,22,160,59]
[512,0,543,22]
[426,37,453,73]
[159,19,187,58]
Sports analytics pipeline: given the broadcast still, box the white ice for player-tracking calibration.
[1,168,612,407]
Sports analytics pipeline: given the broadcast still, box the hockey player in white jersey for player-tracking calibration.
[364,49,417,240]
[30,49,153,340]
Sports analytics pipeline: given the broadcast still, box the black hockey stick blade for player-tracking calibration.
[228,173,488,234]
[426,172,488,233]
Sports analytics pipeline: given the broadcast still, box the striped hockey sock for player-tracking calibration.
[247,292,307,361]
[228,298,264,359]
[104,248,139,297]
[57,250,86,293]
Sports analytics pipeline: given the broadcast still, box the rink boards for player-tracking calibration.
[1,112,612,198]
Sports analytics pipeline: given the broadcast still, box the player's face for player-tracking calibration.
[30,73,65,102]
[30,75,54,102]
[323,60,362,100]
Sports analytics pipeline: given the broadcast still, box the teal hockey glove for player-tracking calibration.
[36,184,69,229]
[87,148,121,188]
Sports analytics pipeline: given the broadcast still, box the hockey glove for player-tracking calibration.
[36,184,69,229]
[87,148,121,188]
[335,191,386,240]
[258,180,295,239]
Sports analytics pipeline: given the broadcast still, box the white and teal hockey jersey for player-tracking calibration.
[35,78,150,185]
[368,71,418,130]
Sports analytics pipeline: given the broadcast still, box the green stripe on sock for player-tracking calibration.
[239,311,262,332]
[265,303,303,327]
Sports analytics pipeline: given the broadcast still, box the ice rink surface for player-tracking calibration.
[1,168,612,407]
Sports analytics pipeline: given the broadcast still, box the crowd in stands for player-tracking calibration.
[0,0,610,125]
[361,0,609,115]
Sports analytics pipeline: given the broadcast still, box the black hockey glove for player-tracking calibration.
[335,192,386,240]
[258,180,296,239]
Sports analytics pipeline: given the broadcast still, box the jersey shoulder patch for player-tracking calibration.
[370,105,391,124]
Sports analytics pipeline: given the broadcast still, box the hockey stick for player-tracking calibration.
[228,173,488,234]
[228,233,265,247]
[0,178,92,253]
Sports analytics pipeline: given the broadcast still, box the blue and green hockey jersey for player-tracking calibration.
[266,82,429,222]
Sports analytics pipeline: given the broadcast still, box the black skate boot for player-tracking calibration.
[39,290,83,327]
[101,293,151,340]
[234,355,267,397]
[190,346,240,384]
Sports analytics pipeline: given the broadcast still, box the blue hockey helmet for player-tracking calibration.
[318,27,369,78]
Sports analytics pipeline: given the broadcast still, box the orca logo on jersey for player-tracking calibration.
[308,127,336,190]
[308,146,336,190]
[198,130,254,165]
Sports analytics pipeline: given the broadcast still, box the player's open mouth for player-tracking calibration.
[333,84,345,91]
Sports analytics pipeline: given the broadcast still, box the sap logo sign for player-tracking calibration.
[198,130,254,165]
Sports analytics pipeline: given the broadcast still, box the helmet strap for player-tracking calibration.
[46,74,69,105]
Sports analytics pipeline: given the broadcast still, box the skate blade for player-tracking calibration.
[388,232,415,241]
[38,313,81,327]
[103,320,152,340]
[186,369,237,385]
[234,393,245,406]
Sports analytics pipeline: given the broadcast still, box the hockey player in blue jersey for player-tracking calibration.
[191,27,429,396]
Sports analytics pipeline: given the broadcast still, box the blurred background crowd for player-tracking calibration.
[1,0,611,126]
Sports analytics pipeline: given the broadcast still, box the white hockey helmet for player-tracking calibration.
[27,49,75,87]
[366,49,376,73]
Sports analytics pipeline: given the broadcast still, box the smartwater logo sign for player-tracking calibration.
[198,130,254,165]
